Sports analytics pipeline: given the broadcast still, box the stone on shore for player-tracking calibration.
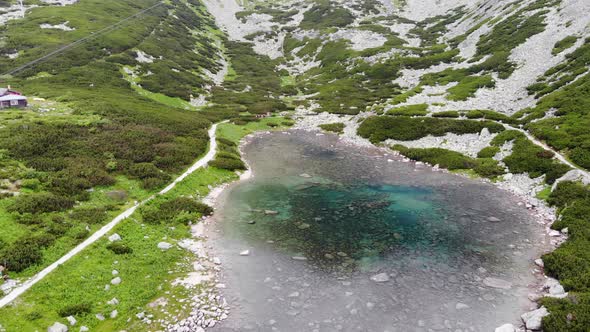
[494,323,516,332]
[521,306,549,330]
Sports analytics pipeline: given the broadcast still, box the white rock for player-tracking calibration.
[79,327,89,332]
[521,306,549,330]
[48,322,68,332]
[111,277,122,285]
[112,270,119,276]
[95,313,105,321]
[213,257,222,265]
[66,316,76,326]
[108,233,121,242]
[495,323,516,332]
[110,310,118,319]
[239,250,250,256]
[548,283,566,297]
[107,298,119,306]
[534,259,544,268]
[370,273,390,283]
[483,277,512,289]
[157,242,173,250]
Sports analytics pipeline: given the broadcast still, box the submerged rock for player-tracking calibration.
[483,277,512,289]
[370,273,390,283]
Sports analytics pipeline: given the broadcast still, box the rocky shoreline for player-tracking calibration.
[291,111,569,332]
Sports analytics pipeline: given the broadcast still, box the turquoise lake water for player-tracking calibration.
[211,131,550,331]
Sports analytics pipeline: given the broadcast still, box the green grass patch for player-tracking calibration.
[387,104,428,116]
[552,35,578,55]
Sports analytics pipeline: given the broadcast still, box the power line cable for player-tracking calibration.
[1,1,165,77]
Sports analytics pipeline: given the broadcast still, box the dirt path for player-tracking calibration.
[0,121,224,308]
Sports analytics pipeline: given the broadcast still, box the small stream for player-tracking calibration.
[209,130,549,332]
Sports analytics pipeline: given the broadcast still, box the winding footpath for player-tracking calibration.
[0,121,225,308]
[503,124,590,178]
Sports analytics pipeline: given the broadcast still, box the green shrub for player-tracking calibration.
[542,295,590,331]
[69,207,108,224]
[128,163,164,180]
[208,157,246,171]
[391,145,476,169]
[548,181,590,209]
[8,193,75,214]
[473,158,505,178]
[477,146,500,158]
[141,197,213,225]
[106,242,133,255]
[552,36,578,55]
[358,116,504,143]
[319,123,345,134]
[0,235,56,272]
[446,75,495,101]
[20,178,41,190]
[388,104,428,116]
[432,111,460,118]
[491,131,570,183]
[570,148,590,169]
[300,1,354,29]
[58,303,92,317]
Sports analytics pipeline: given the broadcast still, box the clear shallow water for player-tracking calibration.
[210,131,550,332]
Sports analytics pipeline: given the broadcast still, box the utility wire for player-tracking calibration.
[1,1,165,77]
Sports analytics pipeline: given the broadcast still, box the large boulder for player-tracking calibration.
[521,306,549,330]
